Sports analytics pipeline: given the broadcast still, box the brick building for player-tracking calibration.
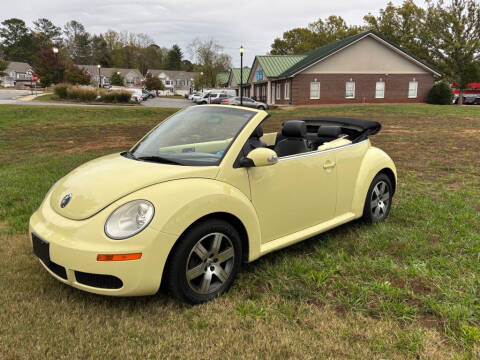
[247,31,440,105]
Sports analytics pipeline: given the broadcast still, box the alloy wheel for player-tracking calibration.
[370,180,390,220]
[186,232,235,295]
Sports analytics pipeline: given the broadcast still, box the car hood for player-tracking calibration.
[49,153,219,220]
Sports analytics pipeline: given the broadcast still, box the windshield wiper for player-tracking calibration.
[122,151,137,159]
[135,155,184,165]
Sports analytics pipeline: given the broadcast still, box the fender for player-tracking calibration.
[351,146,397,216]
[130,178,262,262]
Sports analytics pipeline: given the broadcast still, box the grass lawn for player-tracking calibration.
[0,103,479,359]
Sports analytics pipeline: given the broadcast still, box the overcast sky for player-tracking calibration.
[1,0,409,67]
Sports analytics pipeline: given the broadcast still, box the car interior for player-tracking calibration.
[241,119,361,159]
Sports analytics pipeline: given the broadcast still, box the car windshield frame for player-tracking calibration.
[128,106,257,167]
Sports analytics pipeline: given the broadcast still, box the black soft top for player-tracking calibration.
[299,117,381,135]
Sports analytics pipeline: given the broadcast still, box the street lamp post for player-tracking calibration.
[52,47,59,84]
[190,78,194,94]
[97,65,101,88]
[200,72,204,92]
[240,46,244,106]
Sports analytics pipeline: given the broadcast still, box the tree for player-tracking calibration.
[270,16,364,55]
[0,59,8,76]
[188,39,231,87]
[364,1,430,61]
[166,44,183,70]
[182,59,194,72]
[144,72,164,95]
[63,20,91,64]
[424,0,480,104]
[63,63,91,85]
[33,18,61,50]
[109,71,124,86]
[0,18,37,62]
[91,35,112,67]
[33,49,64,87]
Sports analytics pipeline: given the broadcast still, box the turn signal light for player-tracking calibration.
[97,253,142,261]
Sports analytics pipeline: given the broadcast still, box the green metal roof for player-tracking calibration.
[216,72,229,85]
[281,30,441,77]
[231,67,250,85]
[256,55,306,78]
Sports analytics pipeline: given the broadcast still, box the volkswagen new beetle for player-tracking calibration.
[30,105,396,304]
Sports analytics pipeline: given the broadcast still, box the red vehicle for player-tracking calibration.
[452,83,480,104]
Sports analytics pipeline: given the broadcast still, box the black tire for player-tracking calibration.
[165,219,242,304]
[257,105,265,110]
[362,173,393,223]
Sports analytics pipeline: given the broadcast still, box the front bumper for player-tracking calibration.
[29,194,179,296]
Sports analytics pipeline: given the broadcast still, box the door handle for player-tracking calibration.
[323,160,336,169]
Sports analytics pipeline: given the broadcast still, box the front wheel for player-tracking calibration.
[165,219,242,304]
[362,173,392,223]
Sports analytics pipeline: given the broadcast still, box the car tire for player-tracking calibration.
[362,173,392,223]
[165,219,242,304]
[257,105,265,110]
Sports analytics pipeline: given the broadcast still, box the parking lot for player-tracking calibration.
[0,89,31,101]
[142,96,192,108]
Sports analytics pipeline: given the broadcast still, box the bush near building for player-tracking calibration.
[427,82,454,105]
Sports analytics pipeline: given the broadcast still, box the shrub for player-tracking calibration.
[427,82,454,105]
[53,84,69,99]
[102,90,132,103]
[66,86,97,102]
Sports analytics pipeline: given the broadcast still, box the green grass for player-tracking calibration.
[0,103,479,359]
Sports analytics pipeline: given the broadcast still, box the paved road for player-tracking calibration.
[0,89,31,101]
[0,90,193,108]
[142,97,192,108]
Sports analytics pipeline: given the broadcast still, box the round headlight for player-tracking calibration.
[105,200,155,240]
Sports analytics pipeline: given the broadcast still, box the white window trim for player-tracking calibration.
[276,83,281,100]
[284,82,290,100]
[310,82,320,100]
[346,81,355,99]
[375,81,385,99]
[408,81,418,98]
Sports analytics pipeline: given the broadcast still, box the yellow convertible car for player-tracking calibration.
[30,105,396,304]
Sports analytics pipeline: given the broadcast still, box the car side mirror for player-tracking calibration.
[241,148,278,167]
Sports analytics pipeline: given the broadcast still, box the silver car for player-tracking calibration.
[221,96,268,110]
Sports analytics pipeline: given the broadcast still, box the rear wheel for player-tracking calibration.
[362,173,392,223]
[257,105,265,110]
[166,219,242,304]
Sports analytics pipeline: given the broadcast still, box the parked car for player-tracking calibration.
[142,89,156,99]
[191,92,206,102]
[222,96,268,110]
[209,93,231,104]
[30,105,396,304]
[126,88,144,103]
[195,92,216,104]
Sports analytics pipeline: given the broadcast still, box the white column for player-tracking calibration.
[267,80,272,105]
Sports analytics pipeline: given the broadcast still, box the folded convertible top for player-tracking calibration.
[299,117,381,136]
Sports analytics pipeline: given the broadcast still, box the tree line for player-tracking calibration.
[271,0,480,99]
[0,18,232,88]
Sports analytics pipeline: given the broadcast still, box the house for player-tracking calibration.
[0,61,34,88]
[77,65,144,87]
[248,31,440,105]
[227,67,251,97]
[216,72,229,88]
[146,69,198,95]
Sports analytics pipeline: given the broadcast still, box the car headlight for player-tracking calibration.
[105,200,155,240]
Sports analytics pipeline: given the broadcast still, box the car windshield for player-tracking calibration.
[130,106,256,166]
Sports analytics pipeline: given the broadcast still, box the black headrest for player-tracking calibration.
[282,120,306,138]
[251,125,263,138]
[318,125,342,138]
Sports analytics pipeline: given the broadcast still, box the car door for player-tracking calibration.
[247,151,337,244]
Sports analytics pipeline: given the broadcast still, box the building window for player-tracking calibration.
[256,70,263,81]
[310,82,320,99]
[284,82,290,100]
[276,83,281,100]
[346,81,355,99]
[375,81,385,98]
[408,81,418,98]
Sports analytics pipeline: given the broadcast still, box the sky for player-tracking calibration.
[1,0,408,67]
